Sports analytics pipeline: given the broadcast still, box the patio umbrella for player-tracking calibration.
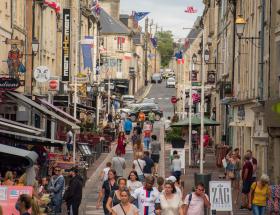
[171,115,220,127]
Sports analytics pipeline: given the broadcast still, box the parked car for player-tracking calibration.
[119,103,141,114]
[166,77,176,88]
[151,73,162,83]
[121,95,135,107]
[128,103,163,122]
[142,98,156,104]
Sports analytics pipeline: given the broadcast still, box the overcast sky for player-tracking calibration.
[120,0,204,40]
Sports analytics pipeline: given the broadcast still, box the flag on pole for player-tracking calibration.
[184,38,190,49]
[184,6,198,13]
[133,11,150,21]
[91,0,101,15]
[81,36,94,71]
[116,37,125,45]
[123,52,133,60]
[175,50,184,64]
[44,0,61,13]
[150,37,157,48]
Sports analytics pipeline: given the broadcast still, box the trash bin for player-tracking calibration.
[194,173,212,195]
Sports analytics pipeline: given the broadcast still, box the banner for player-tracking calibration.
[150,37,157,48]
[133,11,150,22]
[62,9,71,81]
[81,36,93,71]
[0,186,33,215]
[209,181,232,211]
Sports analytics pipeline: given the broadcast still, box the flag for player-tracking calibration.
[123,52,133,60]
[192,93,201,104]
[184,38,190,49]
[175,50,185,64]
[44,0,60,13]
[177,58,185,64]
[150,37,157,48]
[81,36,93,71]
[116,37,125,45]
[91,0,101,15]
[184,6,198,13]
[133,11,150,22]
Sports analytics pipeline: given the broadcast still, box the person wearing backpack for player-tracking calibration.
[248,174,272,215]
[183,183,210,215]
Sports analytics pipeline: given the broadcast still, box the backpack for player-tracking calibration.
[187,193,193,205]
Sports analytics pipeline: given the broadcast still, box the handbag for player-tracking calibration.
[228,171,235,179]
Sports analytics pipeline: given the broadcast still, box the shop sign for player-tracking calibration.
[191,70,198,81]
[34,66,51,82]
[237,105,245,120]
[0,186,33,214]
[209,181,232,211]
[0,77,20,91]
[207,71,216,84]
[62,9,71,81]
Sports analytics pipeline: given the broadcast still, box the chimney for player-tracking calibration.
[99,0,120,20]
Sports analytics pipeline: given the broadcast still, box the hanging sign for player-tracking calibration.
[207,71,216,84]
[34,66,51,82]
[209,181,232,212]
[62,9,71,81]
[0,77,20,91]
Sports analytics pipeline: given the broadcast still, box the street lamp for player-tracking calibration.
[204,49,210,64]
[32,38,39,56]
[192,53,197,64]
[235,15,246,39]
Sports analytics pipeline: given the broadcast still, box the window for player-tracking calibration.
[117,59,122,73]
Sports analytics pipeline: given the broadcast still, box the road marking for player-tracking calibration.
[158,98,162,100]
[165,97,169,100]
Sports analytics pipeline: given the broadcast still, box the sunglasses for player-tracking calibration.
[54,169,61,172]
[197,188,204,192]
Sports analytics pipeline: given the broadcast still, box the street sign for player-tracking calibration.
[34,66,51,82]
[171,96,177,104]
[209,181,232,212]
[192,82,201,86]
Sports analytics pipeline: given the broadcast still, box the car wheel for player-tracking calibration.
[155,114,161,121]
[130,115,137,122]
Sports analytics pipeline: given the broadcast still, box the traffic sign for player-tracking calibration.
[171,96,177,104]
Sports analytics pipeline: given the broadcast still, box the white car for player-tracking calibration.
[166,77,176,88]
[121,95,135,107]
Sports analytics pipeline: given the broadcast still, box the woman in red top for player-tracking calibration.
[116,131,126,155]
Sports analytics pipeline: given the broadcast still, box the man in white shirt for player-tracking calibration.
[183,183,211,215]
[112,150,126,178]
[132,155,146,182]
[132,176,160,215]
[164,116,171,132]
[66,129,73,153]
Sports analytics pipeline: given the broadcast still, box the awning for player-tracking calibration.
[171,116,220,128]
[7,92,79,130]
[38,99,81,124]
[0,118,44,135]
[0,144,38,168]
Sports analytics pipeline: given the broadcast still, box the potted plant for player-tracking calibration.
[166,128,185,148]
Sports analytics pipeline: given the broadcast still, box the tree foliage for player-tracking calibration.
[155,31,174,67]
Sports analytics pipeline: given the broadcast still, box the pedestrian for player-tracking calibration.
[143,151,155,177]
[2,171,14,186]
[97,169,118,215]
[156,177,165,193]
[247,150,258,182]
[132,153,146,182]
[148,110,156,127]
[15,194,32,215]
[66,128,73,154]
[166,176,183,200]
[234,147,241,159]
[112,189,139,215]
[112,150,126,178]
[64,167,83,215]
[131,176,160,215]
[171,153,182,180]
[131,130,138,147]
[248,174,271,215]
[150,135,161,176]
[134,122,142,137]
[241,154,254,209]
[127,170,142,196]
[183,183,211,215]
[164,116,171,132]
[138,111,145,128]
[124,117,133,136]
[226,151,241,205]
[157,180,184,215]
[133,138,144,160]
[116,131,126,156]
[108,112,113,123]
[106,178,127,213]
[99,162,112,182]
[143,128,151,150]
[48,167,65,214]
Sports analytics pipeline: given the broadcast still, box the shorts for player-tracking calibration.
[151,154,160,163]
[125,130,131,135]
[67,143,73,152]
[242,180,253,194]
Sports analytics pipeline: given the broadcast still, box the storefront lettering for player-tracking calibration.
[62,9,71,81]
[0,78,20,91]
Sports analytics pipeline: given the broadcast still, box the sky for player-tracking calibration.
[120,0,204,40]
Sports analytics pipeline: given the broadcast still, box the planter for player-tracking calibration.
[171,138,185,148]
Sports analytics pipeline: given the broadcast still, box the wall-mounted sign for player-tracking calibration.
[191,70,198,81]
[207,71,216,84]
[48,77,59,91]
[0,77,20,91]
[34,66,51,82]
[62,9,71,81]
[210,181,232,212]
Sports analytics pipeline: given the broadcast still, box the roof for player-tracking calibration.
[99,9,130,35]
[0,144,38,168]
[186,16,202,46]
[7,92,80,130]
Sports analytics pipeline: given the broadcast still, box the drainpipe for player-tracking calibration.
[259,0,265,100]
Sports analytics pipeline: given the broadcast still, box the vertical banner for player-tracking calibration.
[62,9,71,81]
[81,36,93,72]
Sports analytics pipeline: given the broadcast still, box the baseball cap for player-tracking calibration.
[166,176,177,183]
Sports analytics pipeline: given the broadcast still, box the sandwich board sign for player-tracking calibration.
[209,181,232,212]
